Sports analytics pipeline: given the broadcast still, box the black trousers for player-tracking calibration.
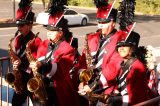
[12,90,33,106]
[45,86,57,106]
[12,87,57,106]
[12,71,33,106]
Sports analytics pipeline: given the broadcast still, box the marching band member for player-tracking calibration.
[104,31,159,106]
[146,45,158,95]
[29,0,81,106]
[8,0,42,105]
[78,0,124,105]
[93,0,158,105]
[156,63,160,95]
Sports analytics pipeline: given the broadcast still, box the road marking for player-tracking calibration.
[0,34,14,37]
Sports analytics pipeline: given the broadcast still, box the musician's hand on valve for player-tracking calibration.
[78,82,92,95]
[13,60,20,70]
[99,94,110,104]
[30,61,41,72]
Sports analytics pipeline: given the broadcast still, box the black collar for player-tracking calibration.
[48,40,63,51]
[100,29,117,40]
[121,57,136,71]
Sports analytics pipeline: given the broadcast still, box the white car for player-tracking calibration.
[36,9,89,26]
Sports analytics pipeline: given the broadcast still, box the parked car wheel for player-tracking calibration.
[81,18,87,26]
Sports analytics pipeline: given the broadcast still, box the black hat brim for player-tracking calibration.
[116,42,134,48]
[16,20,30,25]
[46,25,62,31]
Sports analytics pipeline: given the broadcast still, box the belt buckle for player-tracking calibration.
[49,81,54,87]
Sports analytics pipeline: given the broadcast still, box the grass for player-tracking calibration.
[136,0,160,15]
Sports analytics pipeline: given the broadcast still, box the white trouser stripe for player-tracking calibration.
[119,79,126,88]
[46,63,57,79]
[122,95,129,106]
[91,51,97,56]
[17,49,20,54]
[21,51,26,57]
[97,39,110,60]
[98,48,105,58]
[100,74,107,86]
[119,70,129,81]
[121,88,128,95]
[100,38,110,51]
[95,58,103,68]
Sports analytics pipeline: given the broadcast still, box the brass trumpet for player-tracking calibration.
[79,67,93,83]
[79,35,94,83]
[27,73,48,104]
[79,30,102,84]
[5,36,24,94]
[25,32,48,104]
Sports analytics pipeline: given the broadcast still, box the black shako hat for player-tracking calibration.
[97,8,117,23]
[46,0,67,31]
[16,0,34,25]
[116,31,140,48]
[95,0,117,23]
[46,0,73,43]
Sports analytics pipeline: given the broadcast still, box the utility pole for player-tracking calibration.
[13,0,16,19]
[42,0,46,9]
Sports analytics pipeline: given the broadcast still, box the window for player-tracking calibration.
[64,10,78,15]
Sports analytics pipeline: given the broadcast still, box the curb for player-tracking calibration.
[0,18,17,28]
[0,23,16,28]
[0,21,39,28]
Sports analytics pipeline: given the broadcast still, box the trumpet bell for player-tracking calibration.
[27,78,39,92]
[79,69,93,83]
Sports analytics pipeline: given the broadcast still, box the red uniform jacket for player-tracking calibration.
[79,30,123,94]
[14,31,42,72]
[37,39,80,106]
[108,58,157,106]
